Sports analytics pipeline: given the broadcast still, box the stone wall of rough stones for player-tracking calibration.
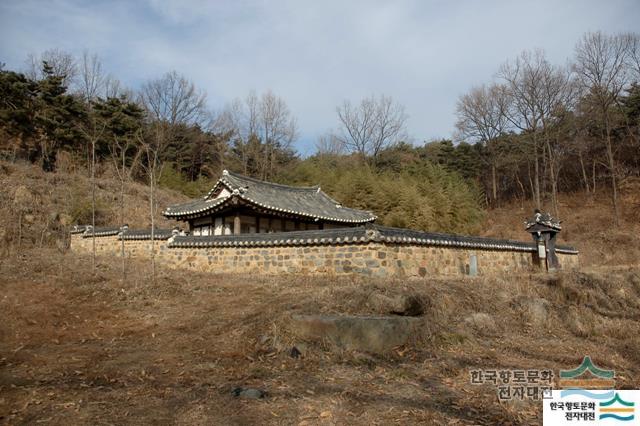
[70,234,579,277]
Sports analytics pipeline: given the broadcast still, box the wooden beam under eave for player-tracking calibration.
[234,212,241,235]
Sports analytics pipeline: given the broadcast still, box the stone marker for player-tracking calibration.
[290,314,421,354]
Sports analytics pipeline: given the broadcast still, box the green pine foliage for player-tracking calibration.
[280,157,485,234]
[158,163,215,198]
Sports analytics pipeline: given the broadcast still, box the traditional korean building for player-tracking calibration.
[163,170,376,236]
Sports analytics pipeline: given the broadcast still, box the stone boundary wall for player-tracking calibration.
[70,226,579,278]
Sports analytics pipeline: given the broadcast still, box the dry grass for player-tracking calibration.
[482,183,640,267]
[1,248,639,425]
[1,162,639,424]
[0,160,186,248]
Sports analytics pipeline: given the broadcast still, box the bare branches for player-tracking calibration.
[315,133,346,156]
[455,83,508,144]
[218,90,298,178]
[574,31,631,108]
[140,71,207,127]
[78,51,105,102]
[573,31,635,225]
[24,48,77,87]
[336,94,408,163]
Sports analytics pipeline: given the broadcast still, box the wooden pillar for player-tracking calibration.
[234,212,241,235]
[255,216,260,234]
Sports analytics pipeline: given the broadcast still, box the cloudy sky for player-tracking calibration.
[1,0,638,154]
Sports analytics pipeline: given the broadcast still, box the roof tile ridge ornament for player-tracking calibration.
[168,227,180,244]
[364,223,382,242]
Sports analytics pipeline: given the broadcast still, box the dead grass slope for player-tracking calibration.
[482,181,640,267]
[0,161,187,248]
[1,249,639,425]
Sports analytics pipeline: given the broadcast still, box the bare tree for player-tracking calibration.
[455,83,509,204]
[140,70,207,127]
[25,48,77,87]
[574,31,632,225]
[526,60,576,215]
[625,33,640,80]
[259,90,297,179]
[104,75,122,98]
[498,49,558,209]
[139,71,208,282]
[315,132,346,156]
[110,135,134,283]
[77,51,105,102]
[218,90,297,179]
[336,94,408,164]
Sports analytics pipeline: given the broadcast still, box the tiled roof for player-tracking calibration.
[167,224,579,254]
[163,170,376,223]
[70,225,89,234]
[74,226,175,240]
[525,212,562,231]
[120,229,174,240]
[81,226,121,237]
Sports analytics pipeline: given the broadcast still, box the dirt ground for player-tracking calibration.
[1,248,639,425]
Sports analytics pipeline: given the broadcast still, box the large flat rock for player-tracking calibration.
[290,314,421,353]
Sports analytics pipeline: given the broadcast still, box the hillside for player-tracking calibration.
[1,160,638,267]
[481,182,640,267]
[0,160,186,248]
[1,162,639,424]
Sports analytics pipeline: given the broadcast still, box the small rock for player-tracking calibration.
[232,387,266,399]
[464,313,496,335]
[290,314,420,353]
[368,293,426,316]
[23,214,36,224]
[524,298,550,327]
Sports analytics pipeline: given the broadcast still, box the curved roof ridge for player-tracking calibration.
[225,170,320,192]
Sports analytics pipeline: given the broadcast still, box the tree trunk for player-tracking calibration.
[121,148,126,284]
[605,119,620,226]
[150,162,156,284]
[532,132,541,209]
[578,150,590,194]
[491,163,497,206]
[91,137,96,276]
[545,139,558,218]
[527,159,535,202]
[17,212,22,248]
[592,159,597,194]
[515,172,526,206]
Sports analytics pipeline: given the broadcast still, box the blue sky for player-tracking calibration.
[1,0,639,154]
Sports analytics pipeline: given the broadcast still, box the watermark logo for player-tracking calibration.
[559,356,615,389]
[599,393,635,422]
[542,356,638,424]
[544,390,638,424]
[469,356,639,423]
[469,368,554,401]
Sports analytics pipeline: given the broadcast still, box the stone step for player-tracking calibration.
[290,314,421,354]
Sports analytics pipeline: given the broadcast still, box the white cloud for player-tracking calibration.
[1,0,638,152]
